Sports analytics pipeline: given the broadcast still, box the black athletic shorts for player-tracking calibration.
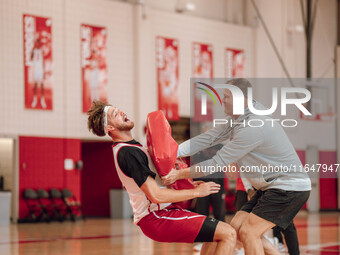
[234,190,248,212]
[194,216,219,242]
[240,189,310,230]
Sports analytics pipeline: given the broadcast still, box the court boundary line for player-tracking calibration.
[0,233,138,245]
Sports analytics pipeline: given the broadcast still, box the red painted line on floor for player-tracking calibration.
[307,250,340,254]
[60,234,134,241]
[0,233,138,245]
[295,223,339,228]
[307,244,340,254]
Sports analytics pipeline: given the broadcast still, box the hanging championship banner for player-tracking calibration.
[23,14,53,110]
[193,42,213,122]
[156,36,179,120]
[225,48,245,78]
[81,24,108,113]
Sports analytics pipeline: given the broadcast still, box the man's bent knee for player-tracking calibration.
[230,211,249,234]
[214,222,237,244]
[239,223,260,242]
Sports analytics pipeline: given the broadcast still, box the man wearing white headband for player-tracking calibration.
[87,100,236,255]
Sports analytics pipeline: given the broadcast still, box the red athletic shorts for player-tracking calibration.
[138,204,218,243]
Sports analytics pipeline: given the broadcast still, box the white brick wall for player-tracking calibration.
[63,0,135,139]
[0,0,64,137]
[253,0,337,150]
[134,6,255,141]
[0,0,135,141]
[0,0,255,143]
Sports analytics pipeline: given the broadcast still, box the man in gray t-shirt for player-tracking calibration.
[162,79,311,255]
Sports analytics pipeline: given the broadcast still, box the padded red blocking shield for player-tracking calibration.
[146,111,195,191]
[146,111,178,176]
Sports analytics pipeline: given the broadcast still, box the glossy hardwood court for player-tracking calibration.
[0,211,339,255]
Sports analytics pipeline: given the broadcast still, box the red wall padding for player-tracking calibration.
[81,142,122,217]
[296,150,307,210]
[319,151,338,210]
[64,139,82,201]
[296,150,306,165]
[19,136,81,219]
[296,150,338,210]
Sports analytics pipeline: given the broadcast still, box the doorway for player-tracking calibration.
[0,138,15,223]
[81,141,122,217]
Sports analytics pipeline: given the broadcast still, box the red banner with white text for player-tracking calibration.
[23,14,53,110]
[193,42,214,122]
[156,36,179,120]
[225,48,245,78]
[81,24,108,113]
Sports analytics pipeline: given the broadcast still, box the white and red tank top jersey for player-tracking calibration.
[112,141,171,224]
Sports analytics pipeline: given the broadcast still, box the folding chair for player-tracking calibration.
[37,188,60,222]
[23,188,45,222]
[61,188,83,221]
[49,188,68,221]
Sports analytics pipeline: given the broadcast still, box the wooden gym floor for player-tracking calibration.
[0,211,339,255]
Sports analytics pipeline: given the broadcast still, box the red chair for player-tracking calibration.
[37,188,62,222]
[23,188,46,222]
[61,188,83,221]
[50,188,69,221]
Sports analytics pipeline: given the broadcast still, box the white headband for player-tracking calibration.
[103,106,110,134]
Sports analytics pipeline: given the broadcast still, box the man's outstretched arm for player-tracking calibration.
[161,163,238,186]
[177,125,226,157]
[141,176,220,204]
[164,126,264,185]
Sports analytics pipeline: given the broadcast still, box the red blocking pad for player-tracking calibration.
[146,111,195,191]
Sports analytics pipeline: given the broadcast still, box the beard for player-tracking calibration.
[117,121,134,131]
